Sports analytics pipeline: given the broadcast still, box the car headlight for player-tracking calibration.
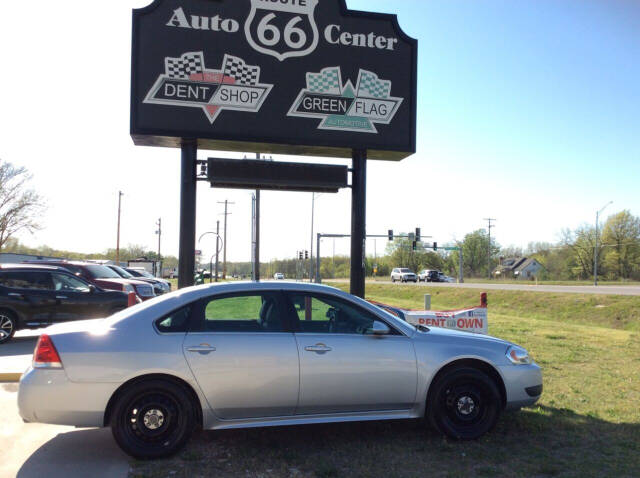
[506,345,532,365]
[123,284,136,294]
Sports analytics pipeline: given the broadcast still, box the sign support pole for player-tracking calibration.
[178,139,197,289]
[350,149,367,298]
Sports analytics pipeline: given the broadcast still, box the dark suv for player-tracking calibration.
[0,264,129,344]
[106,265,171,296]
[25,261,155,301]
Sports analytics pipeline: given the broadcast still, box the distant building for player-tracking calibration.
[494,257,543,280]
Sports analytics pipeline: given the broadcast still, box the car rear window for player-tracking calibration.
[83,265,122,279]
[156,306,192,333]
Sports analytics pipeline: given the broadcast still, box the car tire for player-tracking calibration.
[111,379,197,459]
[0,310,17,344]
[427,367,500,440]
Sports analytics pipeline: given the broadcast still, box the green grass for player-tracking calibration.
[130,284,640,478]
[352,283,640,332]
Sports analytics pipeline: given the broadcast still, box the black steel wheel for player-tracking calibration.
[427,367,500,440]
[111,379,196,459]
[0,311,17,344]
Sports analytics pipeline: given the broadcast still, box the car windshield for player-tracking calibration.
[83,264,122,279]
[136,270,155,278]
[400,269,412,273]
[110,266,134,278]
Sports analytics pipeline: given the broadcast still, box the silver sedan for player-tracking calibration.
[18,282,542,458]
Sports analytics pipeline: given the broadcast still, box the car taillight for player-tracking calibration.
[33,334,63,369]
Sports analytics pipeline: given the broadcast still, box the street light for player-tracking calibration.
[594,201,613,286]
[198,231,223,282]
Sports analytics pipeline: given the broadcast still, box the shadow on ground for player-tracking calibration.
[127,406,639,477]
[17,428,128,478]
[0,335,38,358]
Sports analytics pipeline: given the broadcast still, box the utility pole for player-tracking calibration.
[116,191,123,265]
[484,218,496,280]
[155,217,162,277]
[218,199,234,279]
[594,201,612,286]
[215,220,220,282]
[254,152,261,281]
[310,192,315,282]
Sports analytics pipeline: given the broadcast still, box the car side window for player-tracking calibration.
[197,292,285,333]
[0,271,53,290]
[51,273,90,292]
[287,293,399,335]
[156,306,192,333]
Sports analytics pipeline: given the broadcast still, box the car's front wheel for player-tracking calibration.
[0,311,17,344]
[427,367,500,440]
[111,379,197,459]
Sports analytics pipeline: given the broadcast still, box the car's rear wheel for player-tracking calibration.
[427,367,500,440]
[0,311,17,344]
[111,379,196,459]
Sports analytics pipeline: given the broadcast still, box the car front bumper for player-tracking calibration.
[499,362,543,410]
[18,366,116,428]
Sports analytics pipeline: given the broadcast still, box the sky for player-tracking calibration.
[0,0,638,263]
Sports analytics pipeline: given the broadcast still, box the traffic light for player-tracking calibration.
[433,242,438,251]
[388,229,393,241]
[412,241,417,251]
[415,228,421,241]
[298,251,303,260]
[304,250,309,260]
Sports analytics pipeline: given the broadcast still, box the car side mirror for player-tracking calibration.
[88,285,96,294]
[367,321,390,336]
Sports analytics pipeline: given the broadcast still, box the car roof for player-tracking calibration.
[0,263,66,272]
[109,281,416,337]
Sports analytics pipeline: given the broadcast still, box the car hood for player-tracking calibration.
[416,324,513,347]
[95,278,149,286]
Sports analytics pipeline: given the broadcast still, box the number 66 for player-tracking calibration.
[257,14,307,49]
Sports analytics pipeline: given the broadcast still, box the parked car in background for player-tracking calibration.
[108,265,171,296]
[439,273,455,283]
[274,272,285,280]
[0,264,129,344]
[18,282,542,458]
[418,270,450,282]
[26,261,154,301]
[391,268,417,283]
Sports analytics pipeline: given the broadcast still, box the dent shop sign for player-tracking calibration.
[131,0,417,160]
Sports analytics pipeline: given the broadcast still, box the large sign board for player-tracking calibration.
[131,0,417,160]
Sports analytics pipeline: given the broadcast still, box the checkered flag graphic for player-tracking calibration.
[222,55,260,86]
[165,52,205,79]
[306,67,342,95]
[357,70,391,99]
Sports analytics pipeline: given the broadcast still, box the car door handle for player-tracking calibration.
[8,293,23,298]
[186,345,217,354]
[56,296,68,300]
[304,344,332,354]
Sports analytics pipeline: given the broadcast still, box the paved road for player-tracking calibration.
[328,279,640,296]
[0,384,129,478]
[0,331,41,380]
